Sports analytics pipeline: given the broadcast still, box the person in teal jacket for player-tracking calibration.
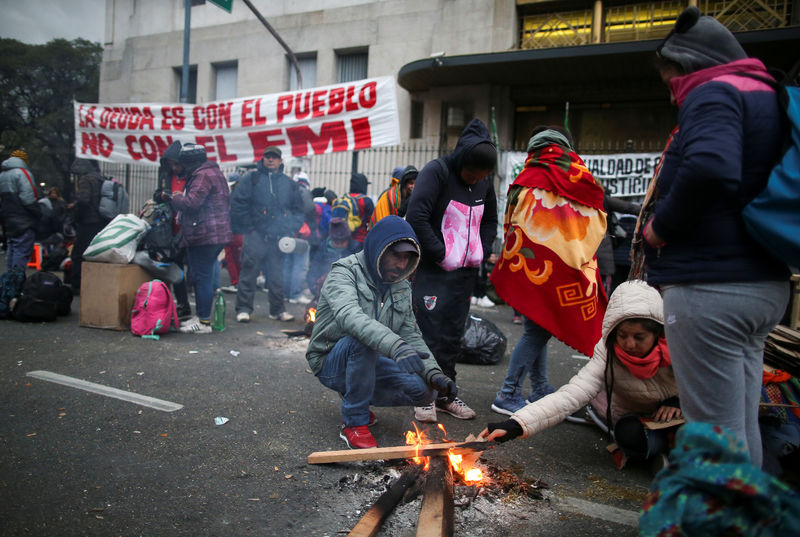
[306,216,456,449]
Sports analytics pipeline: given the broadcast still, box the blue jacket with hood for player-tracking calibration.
[406,118,498,272]
[229,160,304,240]
[306,216,442,382]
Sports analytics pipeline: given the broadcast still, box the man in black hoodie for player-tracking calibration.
[406,118,499,423]
[70,158,109,293]
[230,146,304,322]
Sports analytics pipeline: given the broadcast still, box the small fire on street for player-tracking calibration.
[405,423,484,485]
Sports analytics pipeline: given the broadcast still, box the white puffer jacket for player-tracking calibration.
[511,280,678,438]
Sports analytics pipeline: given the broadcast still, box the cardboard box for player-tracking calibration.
[79,262,152,330]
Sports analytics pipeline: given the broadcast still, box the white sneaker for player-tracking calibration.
[268,311,294,322]
[436,398,477,420]
[236,312,250,323]
[256,275,266,287]
[470,296,478,305]
[179,319,212,334]
[414,404,437,423]
[473,296,495,308]
[221,285,238,293]
[288,295,311,305]
[180,315,199,327]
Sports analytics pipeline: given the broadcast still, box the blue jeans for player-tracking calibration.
[663,280,789,468]
[185,243,224,321]
[499,317,553,400]
[317,336,434,427]
[6,228,35,271]
[283,248,309,299]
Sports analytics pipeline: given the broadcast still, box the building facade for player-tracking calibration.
[99,0,799,193]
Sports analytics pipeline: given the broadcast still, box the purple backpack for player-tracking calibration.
[131,280,178,339]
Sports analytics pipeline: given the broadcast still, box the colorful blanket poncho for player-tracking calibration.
[640,422,800,537]
[490,142,607,357]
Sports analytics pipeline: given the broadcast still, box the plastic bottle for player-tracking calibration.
[213,291,226,331]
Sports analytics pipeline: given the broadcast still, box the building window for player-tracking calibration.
[336,50,368,83]
[214,62,238,100]
[173,65,197,104]
[410,101,424,139]
[288,54,317,91]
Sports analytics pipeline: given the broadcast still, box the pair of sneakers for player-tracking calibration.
[179,316,212,334]
[414,397,476,423]
[235,311,295,322]
[340,411,379,449]
[490,385,556,416]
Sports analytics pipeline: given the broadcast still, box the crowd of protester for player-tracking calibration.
[2,7,798,532]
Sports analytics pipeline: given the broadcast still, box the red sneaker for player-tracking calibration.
[340,425,377,449]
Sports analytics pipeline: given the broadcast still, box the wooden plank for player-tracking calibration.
[416,457,454,537]
[347,465,423,537]
[307,441,493,465]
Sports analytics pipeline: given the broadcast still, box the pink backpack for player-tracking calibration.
[131,280,179,339]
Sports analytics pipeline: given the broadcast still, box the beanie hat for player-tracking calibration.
[391,166,404,179]
[295,172,310,188]
[657,6,747,74]
[399,166,418,189]
[350,172,370,194]
[10,149,28,164]
[323,189,337,205]
[178,143,207,173]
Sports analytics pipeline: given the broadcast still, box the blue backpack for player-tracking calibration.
[739,64,800,268]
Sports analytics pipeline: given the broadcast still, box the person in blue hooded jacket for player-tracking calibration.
[642,7,790,468]
[306,216,456,449]
[405,118,499,423]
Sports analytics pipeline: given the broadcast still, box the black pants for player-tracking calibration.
[413,267,476,390]
[72,220,108,290]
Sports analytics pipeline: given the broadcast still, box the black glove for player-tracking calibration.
[427,371,457,398]
[391,342,424,374]
[486,419,524,443]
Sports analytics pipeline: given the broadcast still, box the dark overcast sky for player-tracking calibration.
[0,0,105,45]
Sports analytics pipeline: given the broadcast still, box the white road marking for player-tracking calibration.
[559,496,639,527]
[571,354,590,361]
[26,370,183,412]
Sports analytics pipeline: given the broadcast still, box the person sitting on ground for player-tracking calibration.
[480,280,682,470]
[306,216,456,449]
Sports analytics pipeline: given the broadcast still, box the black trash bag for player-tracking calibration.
[456,314,507,365]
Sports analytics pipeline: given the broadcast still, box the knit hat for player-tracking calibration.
[350,172,370,194]
[10,149,28,164]
[391,166,404,179]
[295,172,310,188]
[657,6,747,74]
[178,143,207,173]
[399,166,418,189]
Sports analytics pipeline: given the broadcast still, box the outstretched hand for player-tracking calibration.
[479,419,524,443]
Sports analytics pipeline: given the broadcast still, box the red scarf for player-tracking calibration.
[614,337,671,379]
[490,144,607,357]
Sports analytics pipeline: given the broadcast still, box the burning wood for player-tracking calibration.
[307,440,494,465]
[417,456,454,537]
[347,465,423,537]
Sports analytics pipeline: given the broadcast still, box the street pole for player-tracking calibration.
[240,0,303,89]
[181,0,191,103]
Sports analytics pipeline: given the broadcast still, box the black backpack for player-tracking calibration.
[0,267,26,319]
[13,271,73,322]
[141,203,181,262]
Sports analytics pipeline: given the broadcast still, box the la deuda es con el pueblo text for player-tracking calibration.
[77,81,381,164]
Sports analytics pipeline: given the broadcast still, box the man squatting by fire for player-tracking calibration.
[305,215,457,449]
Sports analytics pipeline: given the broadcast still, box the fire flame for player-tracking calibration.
[404,423,484,484]
[305,307,316,323]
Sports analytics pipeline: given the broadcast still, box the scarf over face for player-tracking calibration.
[614,337,671,379]
[490,134,608,356]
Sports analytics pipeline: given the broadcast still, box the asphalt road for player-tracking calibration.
[0,266,654,536]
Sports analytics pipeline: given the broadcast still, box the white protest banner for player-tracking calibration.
[74,76,401,167]
[582,152,661,197]
[501,151,661,198]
